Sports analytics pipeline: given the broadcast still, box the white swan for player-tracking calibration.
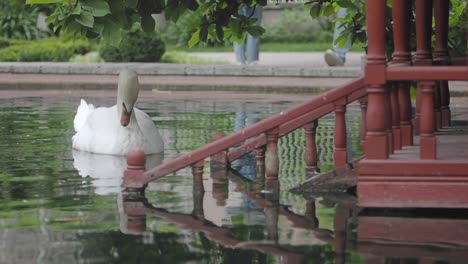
[72,69,164,155]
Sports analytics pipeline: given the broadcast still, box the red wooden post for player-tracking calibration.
[265,128,280,181]
[359,97,368,151]
[392,0,413,147]
[192,159,205,219]
[414,0,434,135]
[304,120,319,176]
[398,82,414,146]
[390,83,402,150]
[434,0,451,127]
[434,82,442,130]
[419,81,437,160]
[364,0,388,159]
[334,98,347,167]
[123,148,147,193]
[385,87,394,154]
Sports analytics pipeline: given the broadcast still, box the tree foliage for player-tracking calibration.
[27,0,267,46]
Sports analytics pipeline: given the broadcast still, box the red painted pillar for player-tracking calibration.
[390,83,402,150]
[398,82,413,146]
[359,97,368,151]
[334,98,347,167]
[420,81,437,160]
[304,120,319,176]
[364,0,388,159]
[265,128,280,181]
[392,0,413,147]
[434,0,451,127]
[433,82,442,130]
[123,148,147,193]
[414,0,433,135]
[385,87,394,154]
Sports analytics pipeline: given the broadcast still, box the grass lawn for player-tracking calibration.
[167,42,365,53]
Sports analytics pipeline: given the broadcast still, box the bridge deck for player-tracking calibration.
[359,124,468,208]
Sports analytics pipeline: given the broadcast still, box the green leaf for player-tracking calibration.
[70,5,82,15]
[124,0,138,8]
[188,30,200,48]
[246,25,265,38]
[216,24,224,40]
[26,0,62,4]
[82,0,111,17]
[45,13,60,24]
[323,4,335,16]
[199,26,208,42]
[141,15,155,33]
[75,10,94,28]
[102,19,122,46]
[309,2,322,18]
[335,0,357,9]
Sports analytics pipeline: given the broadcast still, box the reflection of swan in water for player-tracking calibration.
[73,150,164,195]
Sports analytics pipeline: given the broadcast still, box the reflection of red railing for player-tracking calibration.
[122,77,367,191]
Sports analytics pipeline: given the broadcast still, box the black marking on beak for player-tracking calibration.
[122,102,133,115]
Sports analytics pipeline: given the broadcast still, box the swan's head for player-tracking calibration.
[117,69,140,127]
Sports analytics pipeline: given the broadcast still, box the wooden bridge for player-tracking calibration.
[123,0,468,208]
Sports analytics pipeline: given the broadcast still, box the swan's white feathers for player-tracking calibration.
[72,105,164,155]
[74,99,95,132]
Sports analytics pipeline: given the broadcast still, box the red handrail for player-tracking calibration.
[141,77,365,184]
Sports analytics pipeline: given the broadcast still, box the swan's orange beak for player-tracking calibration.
[120,107,131,127]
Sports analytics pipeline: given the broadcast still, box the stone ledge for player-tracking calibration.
[0,62,362,78]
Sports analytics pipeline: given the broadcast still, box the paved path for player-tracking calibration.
[188,51,365,67]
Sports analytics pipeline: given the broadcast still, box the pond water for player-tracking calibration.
[0,90,467,263]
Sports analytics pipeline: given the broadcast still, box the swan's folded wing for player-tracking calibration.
[74,99,95,132]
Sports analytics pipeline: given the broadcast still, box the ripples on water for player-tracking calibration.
[1,92,465,263]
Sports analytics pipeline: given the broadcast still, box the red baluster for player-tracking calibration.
[385,86,394,154]
[414,0,434,135]
[398,82,414,146]
[434,0,451,127]
[123,148,147,193]
[334,98,347,167]
[359,97,368,151]
[390,83,402,150]
[420,81,437,160]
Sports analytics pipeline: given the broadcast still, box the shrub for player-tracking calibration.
[0,1,51,40]
[0,38,91,62]
[99,27,166,62]
[262,7,333,43]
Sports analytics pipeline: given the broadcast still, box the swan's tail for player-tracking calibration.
[74,99,95,132]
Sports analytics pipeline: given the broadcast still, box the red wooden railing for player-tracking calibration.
[123,77,367,191]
